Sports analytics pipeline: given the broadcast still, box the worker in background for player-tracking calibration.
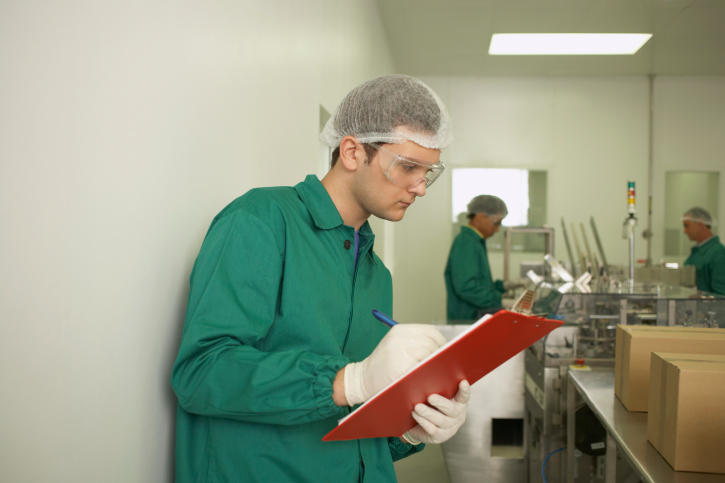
[171,75,470,483]
[682,206,725,295]
[445,195,525,322]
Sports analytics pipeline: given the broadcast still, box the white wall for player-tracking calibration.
[392,76,725,325]
[0,1,394,481]
[653,77,725,262]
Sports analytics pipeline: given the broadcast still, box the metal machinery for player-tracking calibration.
[503,226,555,282]
[436,284,724,483]
[634,265,696,288]
[440,183,721,482]
[525,283,725,483]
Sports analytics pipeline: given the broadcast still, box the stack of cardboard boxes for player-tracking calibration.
[614,325,725,474]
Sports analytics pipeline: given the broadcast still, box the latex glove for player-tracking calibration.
[402,380,471,445]
[345,324,447,406]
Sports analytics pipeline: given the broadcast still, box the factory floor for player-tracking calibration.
[394,443,450,483]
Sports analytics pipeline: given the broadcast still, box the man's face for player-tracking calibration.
[477,213,503,238]
[683,219,705,241]
[351,140,441,222]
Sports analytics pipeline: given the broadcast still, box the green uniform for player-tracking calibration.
[444,225,505,321]
[171,175,421,483]
[684,235,725,295]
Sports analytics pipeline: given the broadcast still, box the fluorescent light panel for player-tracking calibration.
[489,34,652,55]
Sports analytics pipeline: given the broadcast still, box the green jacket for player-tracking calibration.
[171,175,421,483]
[444,226,505,321]
[684,235,725,295]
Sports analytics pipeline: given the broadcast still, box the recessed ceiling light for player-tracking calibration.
[489,34,652,55]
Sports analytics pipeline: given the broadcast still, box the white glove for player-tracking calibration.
[402,380,471,445]
[344,324,447,406]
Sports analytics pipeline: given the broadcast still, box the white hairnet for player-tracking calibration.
[682,207,717,227]
[468,195,508,218]
[320,74,453,150]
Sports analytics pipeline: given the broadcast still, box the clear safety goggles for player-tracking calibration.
[369,143,446,189]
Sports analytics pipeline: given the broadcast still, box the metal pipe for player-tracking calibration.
[605,434,617,483]
[566,372,576,483]
[629,224,635,293]
[580,223,597,281]
[625,181,637,293]
[561,218,576,276]
[646,74,655,266]
[571,223,586,277]
[590,217,610,277]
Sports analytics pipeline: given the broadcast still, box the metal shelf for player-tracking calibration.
[566,369,725,483]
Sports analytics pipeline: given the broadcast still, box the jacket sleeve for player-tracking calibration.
[388,437,425,462]
[448,236,503,309]
[709,248,725,296]
[171,209,349,426]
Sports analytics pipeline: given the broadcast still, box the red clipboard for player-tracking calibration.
[323,309,563,441]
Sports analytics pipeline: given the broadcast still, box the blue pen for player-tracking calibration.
[372,309,398,327]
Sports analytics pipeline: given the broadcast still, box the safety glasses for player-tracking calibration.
[369,143,446,189]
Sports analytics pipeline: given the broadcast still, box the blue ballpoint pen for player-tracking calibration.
[372,309,398,327]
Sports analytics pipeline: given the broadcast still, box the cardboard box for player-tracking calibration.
[614,325,725,412]
[646,352,725,474]
[647,352,725,451]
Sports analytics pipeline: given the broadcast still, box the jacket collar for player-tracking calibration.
[693,235,720,252]
[466,224,484,239]
[295,175,344,230]
[294,175,374,237]
[461,225,485,242]
[696,235,716,247]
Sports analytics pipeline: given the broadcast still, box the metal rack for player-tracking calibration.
[566,370,725,483]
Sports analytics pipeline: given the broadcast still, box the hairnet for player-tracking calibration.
[682,207,717,227]
[468,195,508,218]
[319,74,453,150]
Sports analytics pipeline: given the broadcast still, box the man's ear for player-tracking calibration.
[338,136,364,172]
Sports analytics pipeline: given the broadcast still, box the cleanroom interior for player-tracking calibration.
[1,1,724,482]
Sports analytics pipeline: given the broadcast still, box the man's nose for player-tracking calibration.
[409,182,426,197]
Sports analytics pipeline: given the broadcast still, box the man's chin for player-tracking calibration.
[375,209,406,223]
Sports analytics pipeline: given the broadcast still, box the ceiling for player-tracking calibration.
[375,0,725,76]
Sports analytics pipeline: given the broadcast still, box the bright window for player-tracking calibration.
[451,168,529,226]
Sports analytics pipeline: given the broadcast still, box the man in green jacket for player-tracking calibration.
[682,207,725,295]
[445,195,523,322]
[171,75,471,482]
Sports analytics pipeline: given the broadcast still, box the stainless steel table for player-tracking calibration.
[566,369,725,483]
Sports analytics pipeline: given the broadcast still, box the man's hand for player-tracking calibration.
[402,380,471,445]
[503,278,528,291]
[343,324,447,406]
